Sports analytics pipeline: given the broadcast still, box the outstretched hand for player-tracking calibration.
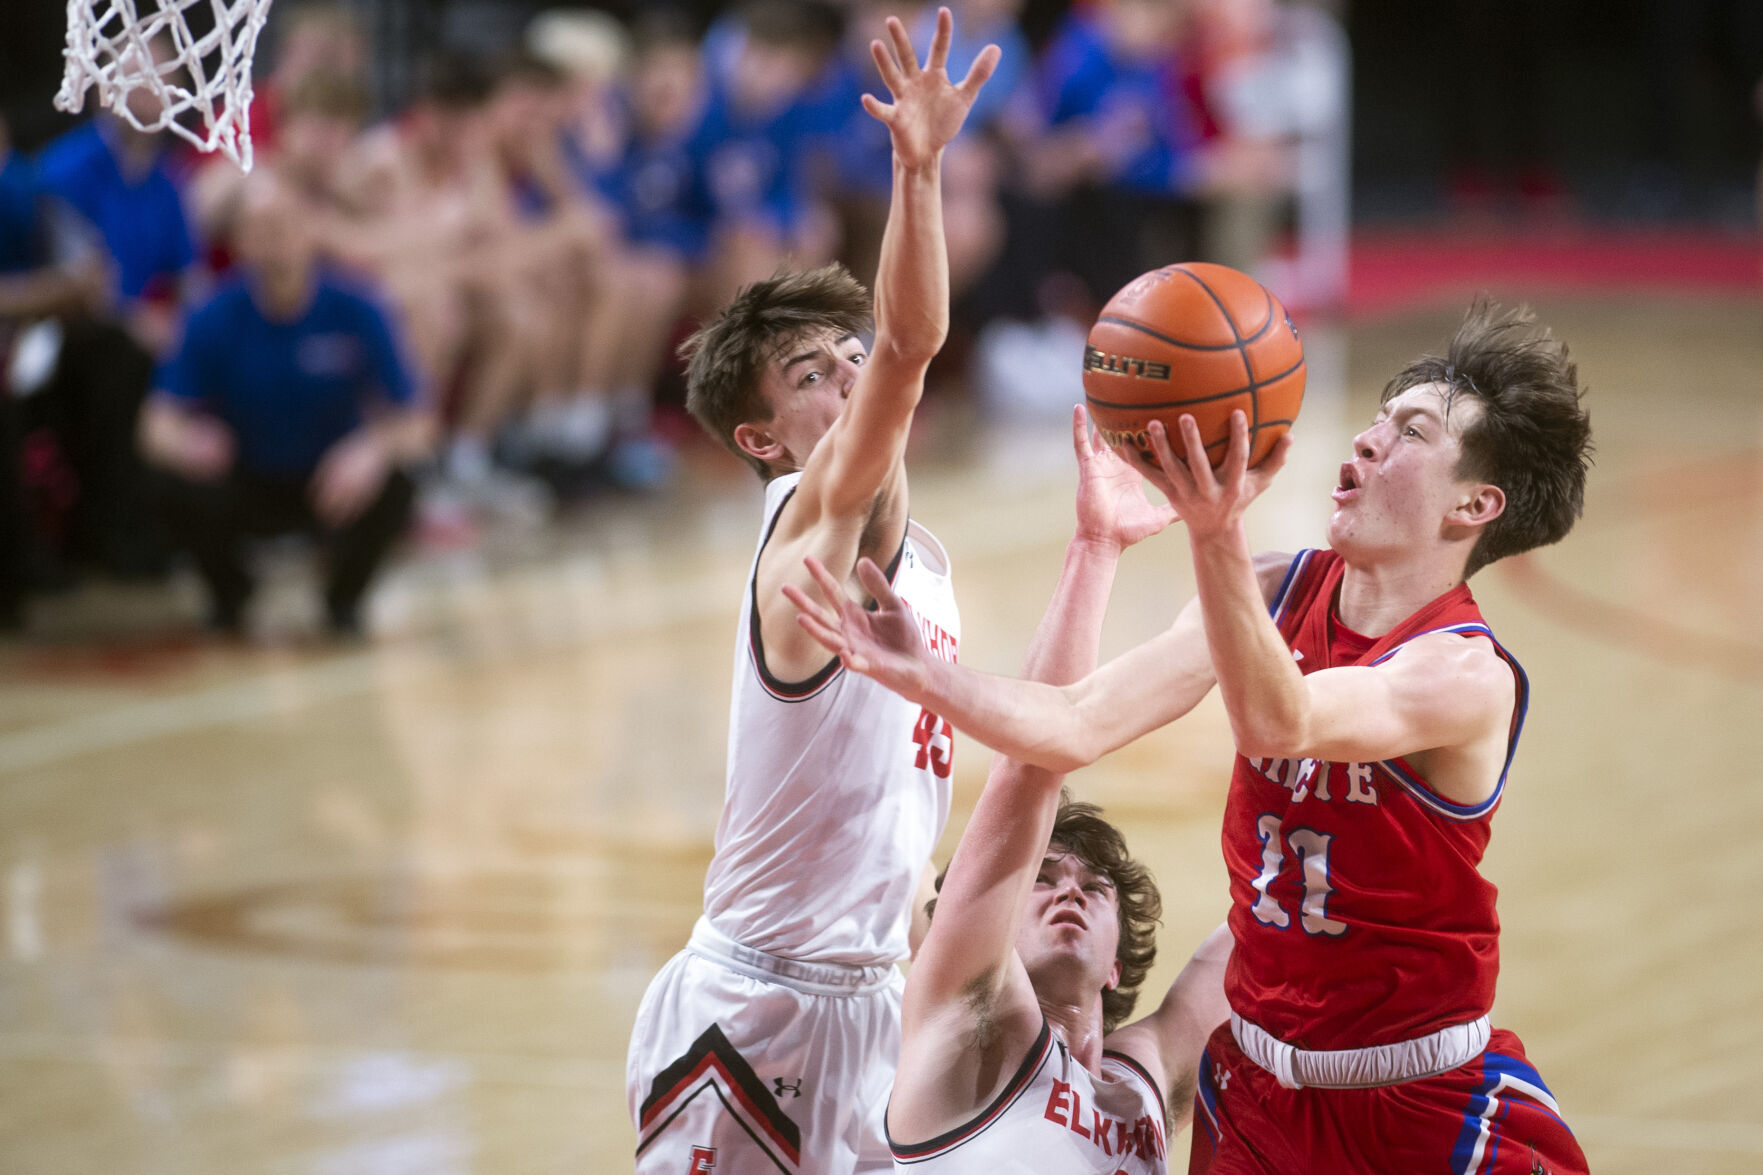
[1071,404,1179,553]
[781,555,933,703]
[862,7,1001,169]
[1116,410,1294,542]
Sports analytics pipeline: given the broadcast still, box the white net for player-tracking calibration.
[55,0,275,171]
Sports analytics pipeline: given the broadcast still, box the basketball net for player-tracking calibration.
[55,0,275,171]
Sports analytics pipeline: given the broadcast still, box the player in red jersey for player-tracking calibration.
[787,301,1593,1173]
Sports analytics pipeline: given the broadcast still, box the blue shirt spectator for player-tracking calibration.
[158,275,417,476]
[35,119,195,302]
[694,83,819,237]
[1035,12,1196,195]
[585,96,717,263]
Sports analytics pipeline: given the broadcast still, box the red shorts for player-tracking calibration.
[1190,1023,1588,1175]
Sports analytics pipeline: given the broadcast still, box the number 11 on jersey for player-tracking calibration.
[1250,814,1348,937]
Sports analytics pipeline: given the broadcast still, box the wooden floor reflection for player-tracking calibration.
[1,293,1759,1173]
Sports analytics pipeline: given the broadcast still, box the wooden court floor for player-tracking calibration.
[1,292,1759,1173]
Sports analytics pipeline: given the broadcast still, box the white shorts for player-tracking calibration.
[627,918,905,1174]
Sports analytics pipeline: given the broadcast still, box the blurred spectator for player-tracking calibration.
[482,50,663,489]
[695,0,843,305]
[188,68,375,269]
[983,0,1199,320]
[248,0,371,156]
[26,71,197,581]
[529,6,630,176]
[0,112,111,626]
[36,61,197,359]
[556,12,714,483]
[335,51,549,514]
[140,173,433,636]
[1184,0,1349,307]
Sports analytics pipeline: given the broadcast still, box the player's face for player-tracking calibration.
[1327,382,1483,559]
[753,329,869,472]
[1016,850,1122,996]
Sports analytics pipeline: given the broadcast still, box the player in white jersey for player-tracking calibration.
[627,10,998,1173]
[787,410,1232,1173]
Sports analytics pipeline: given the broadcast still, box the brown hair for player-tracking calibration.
[1383,298,1593,579]
[925,791,1163,1035]
[679,263,872,479]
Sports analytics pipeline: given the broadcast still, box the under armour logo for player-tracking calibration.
[773,1077,803,1099]
[1213,1064,1232,1091]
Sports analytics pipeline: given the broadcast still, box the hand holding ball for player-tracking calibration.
[1083,263,1306,469]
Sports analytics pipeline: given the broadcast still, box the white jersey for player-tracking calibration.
[702,473,960,966]
[889,1023,1169,1173]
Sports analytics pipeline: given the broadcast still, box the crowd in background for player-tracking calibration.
[0,0,1349,635]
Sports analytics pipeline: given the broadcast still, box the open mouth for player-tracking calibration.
[1333,463,1360,502]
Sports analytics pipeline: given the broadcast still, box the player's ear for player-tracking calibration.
[1449,482,1505,530]
[1105,959,1122,992]
[733,422,783,466]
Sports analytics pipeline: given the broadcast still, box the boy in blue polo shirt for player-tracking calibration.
[140,173,433,635]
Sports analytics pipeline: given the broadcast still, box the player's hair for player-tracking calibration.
[1384,298,1593,579]
[680,264,873,480]
[925,792,1163,1035]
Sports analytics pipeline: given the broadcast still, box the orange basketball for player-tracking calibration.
[1083,262,1305,469]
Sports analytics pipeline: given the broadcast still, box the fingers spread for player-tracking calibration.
[1147,419,1188,484]
[860,91,893,124]
[928,6,953,72]
[792,604,847,656]
[870,38,905,94]
[1179,415,1219,491]
[781,581,833,629]
[886,16,918,77]
[1221,410,1250,485]
[960,42,1002,97]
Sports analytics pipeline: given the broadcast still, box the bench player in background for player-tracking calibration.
[790,301,1594,1174]
[796,408,1232,1171]
[625,11,998,1173]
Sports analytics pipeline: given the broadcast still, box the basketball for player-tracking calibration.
[1083,262,1306,469]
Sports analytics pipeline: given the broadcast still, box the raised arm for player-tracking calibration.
[791,10,999,521]
[755,10,998,680]
[886,409,1171,1138]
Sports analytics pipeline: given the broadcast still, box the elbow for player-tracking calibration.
[1231,715,1305,761]
[875,333,943,371]
[1029,724,1104,776]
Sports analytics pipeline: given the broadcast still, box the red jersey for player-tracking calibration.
[1221,549,1529,1051]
